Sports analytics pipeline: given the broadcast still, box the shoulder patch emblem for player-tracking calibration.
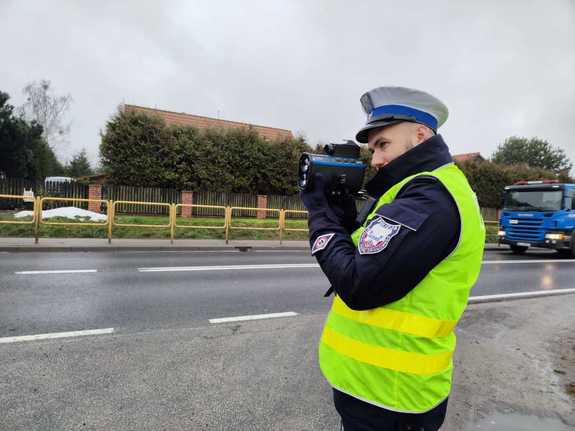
[358,217,401,255]
[311,233,335,255]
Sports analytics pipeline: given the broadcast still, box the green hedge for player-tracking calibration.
[100,110,311,195]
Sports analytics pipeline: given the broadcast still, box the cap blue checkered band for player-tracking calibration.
[368,104,438,130]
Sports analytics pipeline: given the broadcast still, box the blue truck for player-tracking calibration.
[498,180,575,256]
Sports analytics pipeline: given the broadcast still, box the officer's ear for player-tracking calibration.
[414,124,433,144]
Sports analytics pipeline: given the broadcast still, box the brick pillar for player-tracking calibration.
[181,191,193,218]
[257,195,268,219]
[88,183,102,213]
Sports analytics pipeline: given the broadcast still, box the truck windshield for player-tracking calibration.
[503,189,563,211]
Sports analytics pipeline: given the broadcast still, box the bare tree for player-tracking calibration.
[19,80,72,154]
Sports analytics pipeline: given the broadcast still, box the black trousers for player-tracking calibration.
[333,389,448,431]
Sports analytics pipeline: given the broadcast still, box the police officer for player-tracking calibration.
[301,87,485,431]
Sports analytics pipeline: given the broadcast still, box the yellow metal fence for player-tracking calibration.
[0,194,501,244]
[0,195,310,244]
[0,195,38,226]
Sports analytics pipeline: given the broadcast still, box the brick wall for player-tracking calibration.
[257,195,268,219]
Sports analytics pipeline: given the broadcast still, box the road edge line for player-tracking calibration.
[15,269,98,275]
[469,288,575,304]
[209,311,299,324]
[0,328,115,344]
[138,264,318,272]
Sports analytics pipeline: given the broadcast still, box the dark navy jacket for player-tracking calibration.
[307,134,461,310]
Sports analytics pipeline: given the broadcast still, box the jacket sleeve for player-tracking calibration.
[310,177,461,310]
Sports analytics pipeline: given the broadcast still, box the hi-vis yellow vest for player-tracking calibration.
[319,163,485,413]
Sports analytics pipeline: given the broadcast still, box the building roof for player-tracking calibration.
[452,152,484,163]
[76,173,108,184]
[124,104,294,141]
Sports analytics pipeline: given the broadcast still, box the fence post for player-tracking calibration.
[279,209,285,244]
[107,200,114,244]
[34,196,41,244]
[170,203,176,244]
[225,207,230,244]
[257,195,268,219]
[88,184,102,213]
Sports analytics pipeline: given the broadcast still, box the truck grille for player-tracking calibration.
[506,217,545,241]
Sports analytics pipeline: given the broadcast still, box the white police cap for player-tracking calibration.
[356,86,448,143]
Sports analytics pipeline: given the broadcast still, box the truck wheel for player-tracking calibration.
[510,245,528,255]
[558,234,575,258]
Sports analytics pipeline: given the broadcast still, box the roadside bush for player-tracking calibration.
[100,110,312,195]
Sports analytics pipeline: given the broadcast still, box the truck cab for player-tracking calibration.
[498,180,575,256]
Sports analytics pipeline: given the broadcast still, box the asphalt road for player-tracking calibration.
[0,248,574,339]
[2,248,575,431]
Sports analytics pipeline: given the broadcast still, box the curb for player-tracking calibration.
[0,245,311,253]
[0,242,503,253]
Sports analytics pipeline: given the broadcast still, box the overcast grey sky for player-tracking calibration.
[1,0,574,170]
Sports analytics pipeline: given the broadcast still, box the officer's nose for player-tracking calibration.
[371,155,387,170]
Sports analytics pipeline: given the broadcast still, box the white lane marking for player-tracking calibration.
[138,263,319,272]
[158,250,239,253]
[13,258,575,275]
[15,269,98,275]
[254,250,309,253]
[0,328,114,344]
[483,259,575,264]
[469,288,575,303]
[138,259,575,273]
[209,311,298,324]
[123,250,240,254]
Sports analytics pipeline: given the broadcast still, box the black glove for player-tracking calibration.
[300,174,358,234]
[330,191,359,233]
[300,173,330,213]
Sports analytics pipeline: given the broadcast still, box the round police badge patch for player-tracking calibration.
[358,216,401,255]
